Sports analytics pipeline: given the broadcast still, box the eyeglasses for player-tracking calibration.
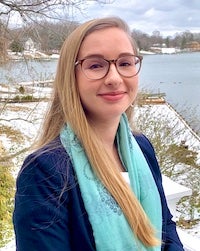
[75,54,143,80]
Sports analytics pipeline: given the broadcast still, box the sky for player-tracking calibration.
[71,0,200,37]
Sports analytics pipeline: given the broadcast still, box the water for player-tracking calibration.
[0,59,57,84]
[139,52,200,133]
[0,53,199,132]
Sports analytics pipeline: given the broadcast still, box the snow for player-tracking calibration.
[177,228,200,251]
[0,84,199,250]
[0,240,15,251]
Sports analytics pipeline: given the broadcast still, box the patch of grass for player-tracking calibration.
[0,125,24,143]
[1,104,31,112]
[177,218,200,229]
[0,143,15,247]
[12,95,40,102]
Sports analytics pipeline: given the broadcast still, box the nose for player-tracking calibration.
[104,63,123,86]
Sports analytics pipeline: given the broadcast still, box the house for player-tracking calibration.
[24,38,41,52]
[186,41,200,51]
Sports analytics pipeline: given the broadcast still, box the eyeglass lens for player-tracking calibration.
[81,55,141,80]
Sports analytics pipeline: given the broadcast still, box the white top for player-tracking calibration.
[121,172,130,185]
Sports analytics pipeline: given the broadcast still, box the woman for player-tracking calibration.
[13,17,184,251]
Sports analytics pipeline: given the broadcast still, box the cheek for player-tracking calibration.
[129,77,138,94]
[76,76,95,109]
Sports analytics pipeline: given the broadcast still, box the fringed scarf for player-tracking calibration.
[60,114,162,251]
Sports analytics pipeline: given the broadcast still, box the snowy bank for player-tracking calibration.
[0,98,199,250]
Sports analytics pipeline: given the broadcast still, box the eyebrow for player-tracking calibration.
[80,52,135,60]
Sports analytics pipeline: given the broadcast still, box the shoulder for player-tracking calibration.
[133,133,156,158]
[133,132,162,180]
[133,133,157,162]
[17,137,74,191]
[25,137,69,167]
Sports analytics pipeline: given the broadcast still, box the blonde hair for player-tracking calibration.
[35,17,160,247]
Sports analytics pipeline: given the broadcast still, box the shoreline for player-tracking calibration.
[166,102,200,143]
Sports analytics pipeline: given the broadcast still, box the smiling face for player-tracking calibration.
[75,27,139,124]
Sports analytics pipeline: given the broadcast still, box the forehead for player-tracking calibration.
[78,27,134,58]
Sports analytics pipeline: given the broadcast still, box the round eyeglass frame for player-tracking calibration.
[75,55,143,80]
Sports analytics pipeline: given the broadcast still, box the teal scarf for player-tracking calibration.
[60,114,162,251]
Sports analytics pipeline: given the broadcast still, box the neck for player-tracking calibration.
[89,116,125,172]
[90,117,120,149]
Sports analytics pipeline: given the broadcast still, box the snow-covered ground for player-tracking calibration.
[0,84,199,250]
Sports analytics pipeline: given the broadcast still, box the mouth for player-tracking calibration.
[98,91,126,101]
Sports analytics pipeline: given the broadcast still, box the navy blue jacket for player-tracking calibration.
[13,134,184,250]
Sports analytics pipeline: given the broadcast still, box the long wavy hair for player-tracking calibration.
[34,17,160,247]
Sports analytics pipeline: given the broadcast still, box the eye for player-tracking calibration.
[84,58,106,71]
[89,63,103,70]
[118,56,135,67]
[119,61,132,67]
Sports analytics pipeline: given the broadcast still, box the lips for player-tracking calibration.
[98,91,126,101]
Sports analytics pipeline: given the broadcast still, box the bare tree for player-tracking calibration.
[0,0,116,68]
[0,0,112,21]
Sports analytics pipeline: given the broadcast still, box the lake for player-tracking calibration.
[139,52,200,133]
[0,52,199,133]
